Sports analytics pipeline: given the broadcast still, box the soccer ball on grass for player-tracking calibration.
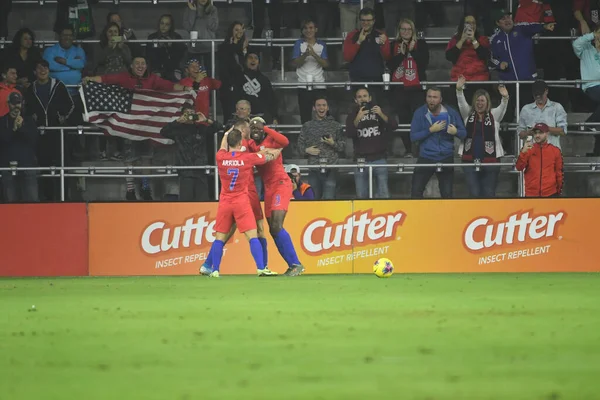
[373,258,394,278]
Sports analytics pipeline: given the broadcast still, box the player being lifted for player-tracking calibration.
[248,117,305,276]
[200,120,273,275]
[205,127,279,278]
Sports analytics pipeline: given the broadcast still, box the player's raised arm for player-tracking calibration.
[220,126,235,151]
[264,126,289,147]
[249,117,289,148]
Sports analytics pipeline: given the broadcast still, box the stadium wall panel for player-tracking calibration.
[0,204,89,277]
[87,199,600,276]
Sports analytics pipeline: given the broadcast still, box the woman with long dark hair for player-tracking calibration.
[94,22,132,75]
[6,28,42,88]
[446,14,490,101]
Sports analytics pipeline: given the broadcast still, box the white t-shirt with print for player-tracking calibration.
[292,39,328,86]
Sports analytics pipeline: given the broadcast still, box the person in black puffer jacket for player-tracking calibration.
[160,103,221,202]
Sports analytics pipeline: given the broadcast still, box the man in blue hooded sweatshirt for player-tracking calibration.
[410,87,467,199]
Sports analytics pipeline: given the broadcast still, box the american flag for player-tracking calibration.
[80,82,196,144]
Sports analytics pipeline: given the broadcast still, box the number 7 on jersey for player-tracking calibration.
[227,168,239,190]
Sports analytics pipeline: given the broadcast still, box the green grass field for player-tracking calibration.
[1,274,600,400]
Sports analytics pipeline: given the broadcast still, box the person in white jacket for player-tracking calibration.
[573,29,600,156]
[456,75,509,198]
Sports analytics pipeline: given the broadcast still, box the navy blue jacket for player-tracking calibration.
[0,114,38,167]
[490,23,544,81]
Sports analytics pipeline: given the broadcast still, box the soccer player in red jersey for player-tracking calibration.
[200,120,276,275]
[205,127,279,278]
[247,117,305,276]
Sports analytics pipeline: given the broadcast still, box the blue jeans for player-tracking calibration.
[462,165,500,198]
[411,156,454,199]
[354,159,389,199]
[307,169,337,200]
[2,170,39,202]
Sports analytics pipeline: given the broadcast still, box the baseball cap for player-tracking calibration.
[285,164,300,174]
[491,8,511,22]
[8,91,22,105]
[185,57,202,67]
[532,80,549,97]
[532,123,550,133]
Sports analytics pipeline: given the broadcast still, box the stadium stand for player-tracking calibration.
[2,0,600,202]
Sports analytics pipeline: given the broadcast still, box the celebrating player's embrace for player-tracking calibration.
[201,118,305,278]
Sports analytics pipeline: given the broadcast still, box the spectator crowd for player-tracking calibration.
[0,0,597,202]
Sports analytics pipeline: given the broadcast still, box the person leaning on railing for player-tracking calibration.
[456,75,509,198]
[572,27,600,156]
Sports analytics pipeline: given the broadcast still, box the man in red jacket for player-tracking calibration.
[516,122,563,197]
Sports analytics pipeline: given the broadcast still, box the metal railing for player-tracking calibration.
[4,110,599,202]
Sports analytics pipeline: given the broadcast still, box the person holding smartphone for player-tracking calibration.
[516,123,563,197]
[160,103,221,202]
[345,87,397,199]
[446,14,491,100]
[94,23,131,76]
[298,96,345,200]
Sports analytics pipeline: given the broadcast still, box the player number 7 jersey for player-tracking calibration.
[216,149,267,201]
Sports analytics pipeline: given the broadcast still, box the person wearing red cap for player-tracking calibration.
[516,122,564,197]
[178,58,221,119]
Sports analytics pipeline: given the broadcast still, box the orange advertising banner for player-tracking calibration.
[88,202,354,276]
[350,199,595,273]
[88,199,600,276]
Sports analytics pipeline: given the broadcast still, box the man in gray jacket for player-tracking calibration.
[297,96,345,199]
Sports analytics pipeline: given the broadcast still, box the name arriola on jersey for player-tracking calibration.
[222,160,245,166]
